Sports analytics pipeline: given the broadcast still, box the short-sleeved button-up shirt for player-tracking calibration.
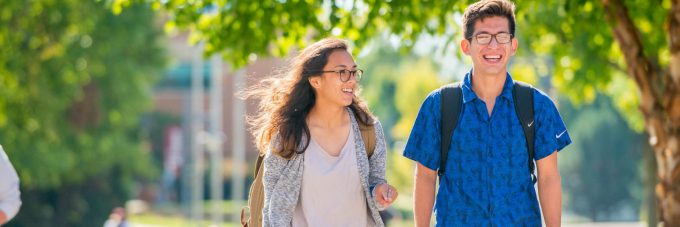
[403,71,571,226]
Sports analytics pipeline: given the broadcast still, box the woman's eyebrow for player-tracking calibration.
[332,64,357,68]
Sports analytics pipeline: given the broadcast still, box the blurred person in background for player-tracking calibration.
[103,207,128,227]
[0,145,21,225]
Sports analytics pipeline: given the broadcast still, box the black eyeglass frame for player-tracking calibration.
[471,32,514,45]
[312,69,364,82]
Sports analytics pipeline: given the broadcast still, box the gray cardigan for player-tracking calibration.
[262,108,388,227]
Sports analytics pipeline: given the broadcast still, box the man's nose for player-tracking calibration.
[488,37,500,48]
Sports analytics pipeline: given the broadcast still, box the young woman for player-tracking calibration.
[246,38,397,226]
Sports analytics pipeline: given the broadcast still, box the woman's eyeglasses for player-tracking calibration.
[314,69,364,82]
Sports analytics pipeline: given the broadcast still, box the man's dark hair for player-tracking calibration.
[462,0,516,40]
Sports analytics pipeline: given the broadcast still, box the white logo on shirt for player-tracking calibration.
[556,130,567,139]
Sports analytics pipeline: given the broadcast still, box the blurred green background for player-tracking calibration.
[1,0,676,226]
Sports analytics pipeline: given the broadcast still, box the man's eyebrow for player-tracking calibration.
[474,31,510,35]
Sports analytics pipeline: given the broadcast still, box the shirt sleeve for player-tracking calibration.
[368,120,387,190]
[0,145,21,221]
[261,136,285,227]
[402,91,442,171]
[533,90,572,160]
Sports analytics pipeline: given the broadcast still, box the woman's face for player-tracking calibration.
[309,49,358,107]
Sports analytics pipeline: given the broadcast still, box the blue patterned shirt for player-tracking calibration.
[403,71,571,226]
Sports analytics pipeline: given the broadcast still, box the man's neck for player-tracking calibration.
[471,70,507,102]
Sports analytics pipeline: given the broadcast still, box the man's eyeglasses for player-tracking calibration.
[314,69,363,82]
[473,32,513,45]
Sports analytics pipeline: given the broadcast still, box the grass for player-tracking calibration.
[128,199,415,226]
[128,212,241,227]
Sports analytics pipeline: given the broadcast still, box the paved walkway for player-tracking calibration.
[563,222,644,227]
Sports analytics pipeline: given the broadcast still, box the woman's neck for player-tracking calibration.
[307,104,348,128]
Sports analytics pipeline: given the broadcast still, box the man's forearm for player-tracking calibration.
[538,174,562,227]
[414,181,435,227]
[414,163,437,227]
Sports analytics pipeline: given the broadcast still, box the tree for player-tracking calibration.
[518,1,676,223]
[391,59,443,140]
[0,1,165,226]
[358,40,444,218]
[359,41,412,146]
[559,95,645,221]
[125,0,680,223]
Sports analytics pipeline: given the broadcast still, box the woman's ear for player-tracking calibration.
[309,77,320,88]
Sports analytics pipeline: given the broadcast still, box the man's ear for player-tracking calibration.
[461,39,471,55]
[510,38,518,56]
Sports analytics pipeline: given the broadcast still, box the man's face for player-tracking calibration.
[461,16,518,77]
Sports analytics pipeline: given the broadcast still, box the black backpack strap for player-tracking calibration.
[439,82,463,178]
[512,81,536,184]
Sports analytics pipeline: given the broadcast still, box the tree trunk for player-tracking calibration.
[643,143,658,227]
[602,0,680,225]
[68,82,101,130]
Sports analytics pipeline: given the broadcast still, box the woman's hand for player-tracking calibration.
[374,183,398,208]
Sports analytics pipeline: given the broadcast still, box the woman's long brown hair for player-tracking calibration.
[244,38,374,159]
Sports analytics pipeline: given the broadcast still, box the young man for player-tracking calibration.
[403,0,571,226]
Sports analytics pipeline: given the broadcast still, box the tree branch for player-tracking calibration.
[669,0,680,87]
[605,59,627,74]
[601,0,660,116]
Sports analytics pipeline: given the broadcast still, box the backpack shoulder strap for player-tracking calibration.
[512,81,537,184]
[359,121,377,158]
[253,153,265,177]
[242,153,265,226]
[439,82,463,177]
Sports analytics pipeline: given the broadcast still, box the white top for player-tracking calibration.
[0,145,21,221]
[292,128,374,227]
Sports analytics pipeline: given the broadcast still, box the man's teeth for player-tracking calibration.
[342,88,353,93]
[484,55,501,59]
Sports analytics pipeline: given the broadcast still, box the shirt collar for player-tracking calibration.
[461,69,515,104]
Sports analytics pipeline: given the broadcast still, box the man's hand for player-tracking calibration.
[374,183,398,208]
